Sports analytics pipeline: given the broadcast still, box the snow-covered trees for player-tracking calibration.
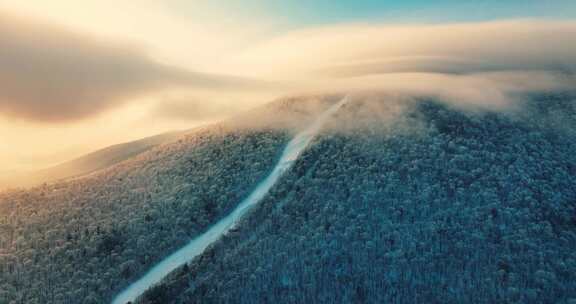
[150,92,576,304]
[2,92,576,303]
[0,126,288,303]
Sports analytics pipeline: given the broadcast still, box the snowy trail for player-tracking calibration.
[112,96,349,304]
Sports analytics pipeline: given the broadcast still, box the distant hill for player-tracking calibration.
[0,130,189,190]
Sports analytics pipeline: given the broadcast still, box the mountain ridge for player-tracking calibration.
[133,91,576,304]
[1,92,576,304]
[0,130,190,191]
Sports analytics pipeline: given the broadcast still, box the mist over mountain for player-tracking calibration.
[136,91,576,304]
[3,1,576,304]
[1,91,575,303]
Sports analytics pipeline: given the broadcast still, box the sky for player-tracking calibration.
[241,0,576,24]
[0,0,575,173]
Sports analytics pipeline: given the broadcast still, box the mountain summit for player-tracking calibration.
[1,92,576,304]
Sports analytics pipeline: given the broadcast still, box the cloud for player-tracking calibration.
[152,97,248,122]
[2,14,576,123]
[218,20,576,111]
[226,20,576,78]
[2,11,576,175]
[0,12,261,123]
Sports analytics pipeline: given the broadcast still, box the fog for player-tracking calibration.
[1,13,575,174]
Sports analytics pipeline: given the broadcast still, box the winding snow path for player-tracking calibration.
[112,96,349,304]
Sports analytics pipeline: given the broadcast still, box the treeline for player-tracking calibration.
[142,92,576,304]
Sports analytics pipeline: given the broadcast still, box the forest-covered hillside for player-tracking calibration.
[0,128,288,304]
[134,92,576,304]
[0,95,341,304]
[2,92,576,304]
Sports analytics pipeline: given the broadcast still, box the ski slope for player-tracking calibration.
[112,96,350,304]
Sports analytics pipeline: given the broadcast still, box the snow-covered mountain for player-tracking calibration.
[1,92,576,304]
[0,95,333,303]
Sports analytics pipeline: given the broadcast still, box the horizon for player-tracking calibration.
[1,0,576,173]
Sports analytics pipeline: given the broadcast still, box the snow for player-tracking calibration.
[112,96,349,304]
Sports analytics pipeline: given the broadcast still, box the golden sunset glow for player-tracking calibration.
[1,1,575,175]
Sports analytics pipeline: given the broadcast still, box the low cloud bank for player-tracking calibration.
[230,20,576,77]
[1,15,575,123]
[224,20,576,110]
